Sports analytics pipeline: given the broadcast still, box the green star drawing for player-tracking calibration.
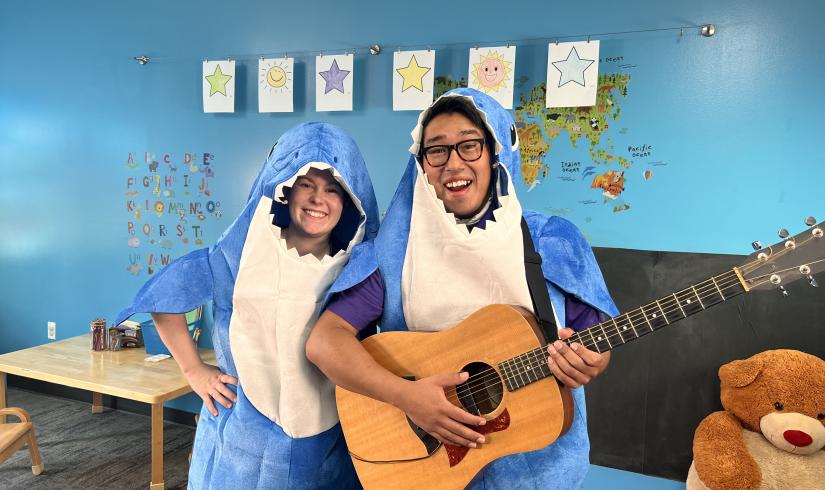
[205,64,232,96]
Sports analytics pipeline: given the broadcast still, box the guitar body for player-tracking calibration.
[336,304,574,489]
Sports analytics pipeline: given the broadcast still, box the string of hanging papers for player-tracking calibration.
[202,41,600,113]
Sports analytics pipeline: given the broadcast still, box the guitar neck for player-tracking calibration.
[499,267,749,391]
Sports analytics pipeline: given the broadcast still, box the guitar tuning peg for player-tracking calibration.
[778,228,790,239]
[751,241,763,251]
[800,266,819,287]
[805,216,817,226]
[779,286,790,297]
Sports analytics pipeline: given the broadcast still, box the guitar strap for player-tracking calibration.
[520,217,559,344]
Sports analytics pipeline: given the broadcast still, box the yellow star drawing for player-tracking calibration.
[396,54,430,92]
[205,64,232,96]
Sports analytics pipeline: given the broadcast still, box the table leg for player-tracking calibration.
[150,402,164,489]
[0,373,6,424]
[92,392,103,414]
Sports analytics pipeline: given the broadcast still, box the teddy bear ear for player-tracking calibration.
[719,356,764,388]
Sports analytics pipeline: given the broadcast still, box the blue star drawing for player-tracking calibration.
[319,59,350,94]
[552,47,595,88]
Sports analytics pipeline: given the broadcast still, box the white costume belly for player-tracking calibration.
[229,192,351,438]
[401,164,535,332]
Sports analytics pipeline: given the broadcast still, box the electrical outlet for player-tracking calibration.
[47,321,56,340]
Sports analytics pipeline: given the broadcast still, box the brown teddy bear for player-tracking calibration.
[687,349,825,489]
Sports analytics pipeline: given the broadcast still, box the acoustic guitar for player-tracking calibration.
[336,219,825,489]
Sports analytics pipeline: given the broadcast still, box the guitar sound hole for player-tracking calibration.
[456,362,503,416]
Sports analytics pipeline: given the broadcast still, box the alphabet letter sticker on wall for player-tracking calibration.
[124,151,222,276]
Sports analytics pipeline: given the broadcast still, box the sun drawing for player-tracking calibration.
[260,60,292,93]
[472,51,512,93]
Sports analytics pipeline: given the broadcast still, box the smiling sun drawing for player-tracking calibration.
[260,59,292,93]
[472,51,512,93]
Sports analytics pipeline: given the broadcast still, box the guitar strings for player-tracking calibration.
[561,228,822,352]
[443,271,748,405]
[438,236,821,414]
[445,271,773,408]
[350,254,815,459]
[447,273,745,404]
[445,267,779,406]
[450,252,819,407]
[558,253,825,356]
[356,247,821,443]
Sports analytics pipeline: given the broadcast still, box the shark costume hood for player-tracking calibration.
[116,122,379,489]
[336,88,618,489]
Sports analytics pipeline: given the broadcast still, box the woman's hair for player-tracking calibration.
[329,191,357,254]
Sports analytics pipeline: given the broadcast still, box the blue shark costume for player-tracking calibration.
[326,88,619,489]
[116,123,379,489]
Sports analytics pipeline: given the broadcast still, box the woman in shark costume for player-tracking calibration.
[116,122,379,489]
[313,88,619,489]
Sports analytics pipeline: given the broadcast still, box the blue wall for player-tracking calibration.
[1,1,823,484]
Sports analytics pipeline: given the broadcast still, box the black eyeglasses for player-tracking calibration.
[420,138,485,168]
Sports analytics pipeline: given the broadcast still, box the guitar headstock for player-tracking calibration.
[739,217,825,294]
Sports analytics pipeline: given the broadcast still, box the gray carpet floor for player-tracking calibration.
[1,387,194,489]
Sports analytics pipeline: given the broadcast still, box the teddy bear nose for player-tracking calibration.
[783,429,813,447]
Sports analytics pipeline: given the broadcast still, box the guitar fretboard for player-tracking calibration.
[498,268,747,392]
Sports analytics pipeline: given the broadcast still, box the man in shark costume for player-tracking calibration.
[310,89,619,489]
[116,122,379,489]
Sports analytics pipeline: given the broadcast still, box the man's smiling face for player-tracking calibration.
[420,112,492,219]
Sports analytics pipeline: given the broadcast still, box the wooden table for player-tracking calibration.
[0,335,216,489]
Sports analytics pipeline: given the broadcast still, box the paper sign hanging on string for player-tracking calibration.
[468,46,516,109]
[393,50,435,111]
[316,54,353,112]
[203,60,235,113]
[546,40,599,108]
[258,57,294,113]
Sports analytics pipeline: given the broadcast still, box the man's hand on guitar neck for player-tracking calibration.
[546,328,611,388]
[396,372,488,448]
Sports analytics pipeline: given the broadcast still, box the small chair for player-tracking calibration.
[0,407,44,475]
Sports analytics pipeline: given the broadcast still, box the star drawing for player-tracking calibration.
[396,54,431,92]
[205,64,232,96]
[319,59,351,94]
[552,47,595,88]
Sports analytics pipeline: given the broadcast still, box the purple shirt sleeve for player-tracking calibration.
[326,270,385,331]
[327,268,601,334]
[564,295,602,333]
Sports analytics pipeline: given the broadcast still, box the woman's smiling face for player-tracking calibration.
[287,168,344,241]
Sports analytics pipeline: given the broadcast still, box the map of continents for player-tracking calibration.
[436,65,657,216]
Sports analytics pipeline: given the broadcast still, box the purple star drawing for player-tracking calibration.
[319,59,350,94]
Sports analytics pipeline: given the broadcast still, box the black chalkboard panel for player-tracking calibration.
[586,247,825,480]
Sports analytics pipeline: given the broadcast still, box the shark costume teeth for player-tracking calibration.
[230,161,365,438]
[403,157,534,332]
[403,91,534,330]
[418,164,513,238]
[116,122,378,489]
[336,87,618,489]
